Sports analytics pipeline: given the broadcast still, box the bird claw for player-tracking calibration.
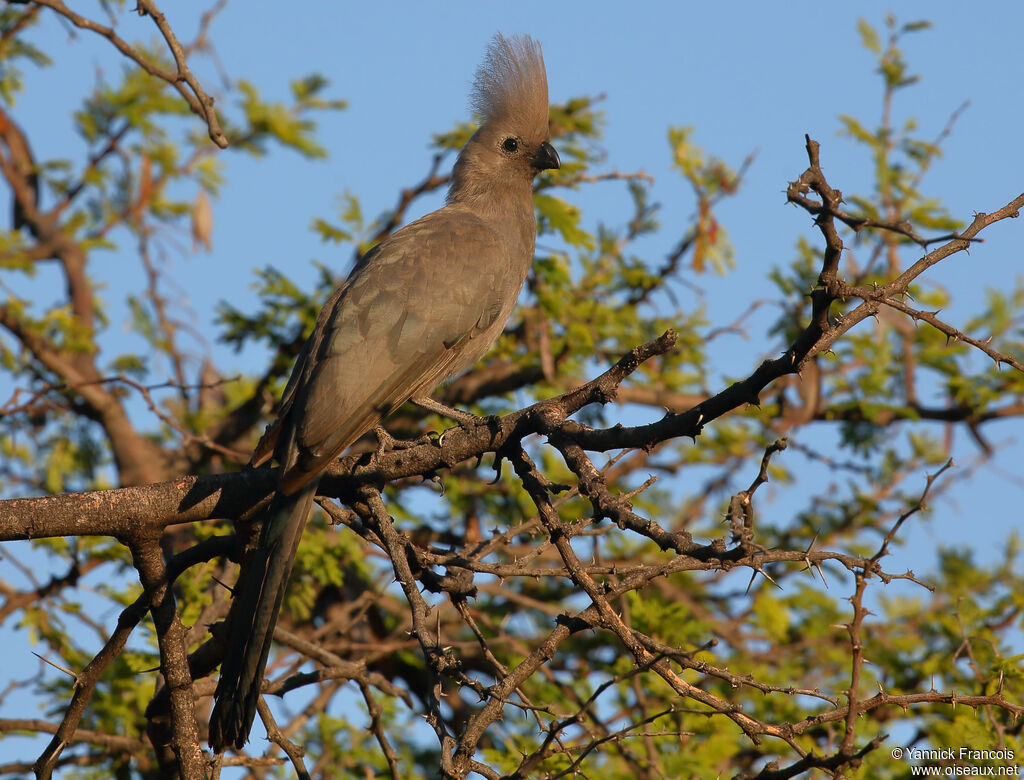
[372,424,439,460]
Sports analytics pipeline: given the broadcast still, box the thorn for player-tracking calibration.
[758,566,783,590]
[814,562,829,588]
[803,531,819,555]
[744,569,758,595]
[211,576,235,595]
[32,652,79,683]
[746,565,782,593]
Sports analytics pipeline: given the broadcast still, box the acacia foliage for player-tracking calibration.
[0,8,1022,780]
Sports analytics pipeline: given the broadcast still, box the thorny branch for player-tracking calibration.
[29,0,228,147]
[2,138,1023,777]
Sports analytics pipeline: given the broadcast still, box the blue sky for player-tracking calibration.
[14,2,1024,342]
[2,0,1023,769]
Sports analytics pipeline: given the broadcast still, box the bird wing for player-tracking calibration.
[277,207,513,491]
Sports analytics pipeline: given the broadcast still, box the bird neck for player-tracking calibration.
[449,171,534,236]
[448,171,533,210]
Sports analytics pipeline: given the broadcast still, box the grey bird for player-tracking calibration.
[209,33,559,751]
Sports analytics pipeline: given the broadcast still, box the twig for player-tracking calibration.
[31,0,227,146]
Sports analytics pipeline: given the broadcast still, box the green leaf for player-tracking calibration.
[858,18,882,54]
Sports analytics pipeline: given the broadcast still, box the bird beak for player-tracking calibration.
[532,141,560,171]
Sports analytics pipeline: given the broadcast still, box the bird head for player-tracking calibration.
[449,33,560,204]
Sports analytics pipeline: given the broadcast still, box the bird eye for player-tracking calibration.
[501,137,520,154]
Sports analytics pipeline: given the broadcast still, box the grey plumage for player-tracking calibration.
[209,33,559,751]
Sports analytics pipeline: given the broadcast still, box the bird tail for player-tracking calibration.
[209,482,317,751]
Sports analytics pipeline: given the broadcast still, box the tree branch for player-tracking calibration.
[30,0,227,147]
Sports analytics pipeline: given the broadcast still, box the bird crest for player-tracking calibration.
[470,33,550,141]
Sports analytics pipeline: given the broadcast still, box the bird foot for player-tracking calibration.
[372,425,428,459]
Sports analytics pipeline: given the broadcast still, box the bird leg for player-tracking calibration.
[411,396,484,426]
[371,398,480,460]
